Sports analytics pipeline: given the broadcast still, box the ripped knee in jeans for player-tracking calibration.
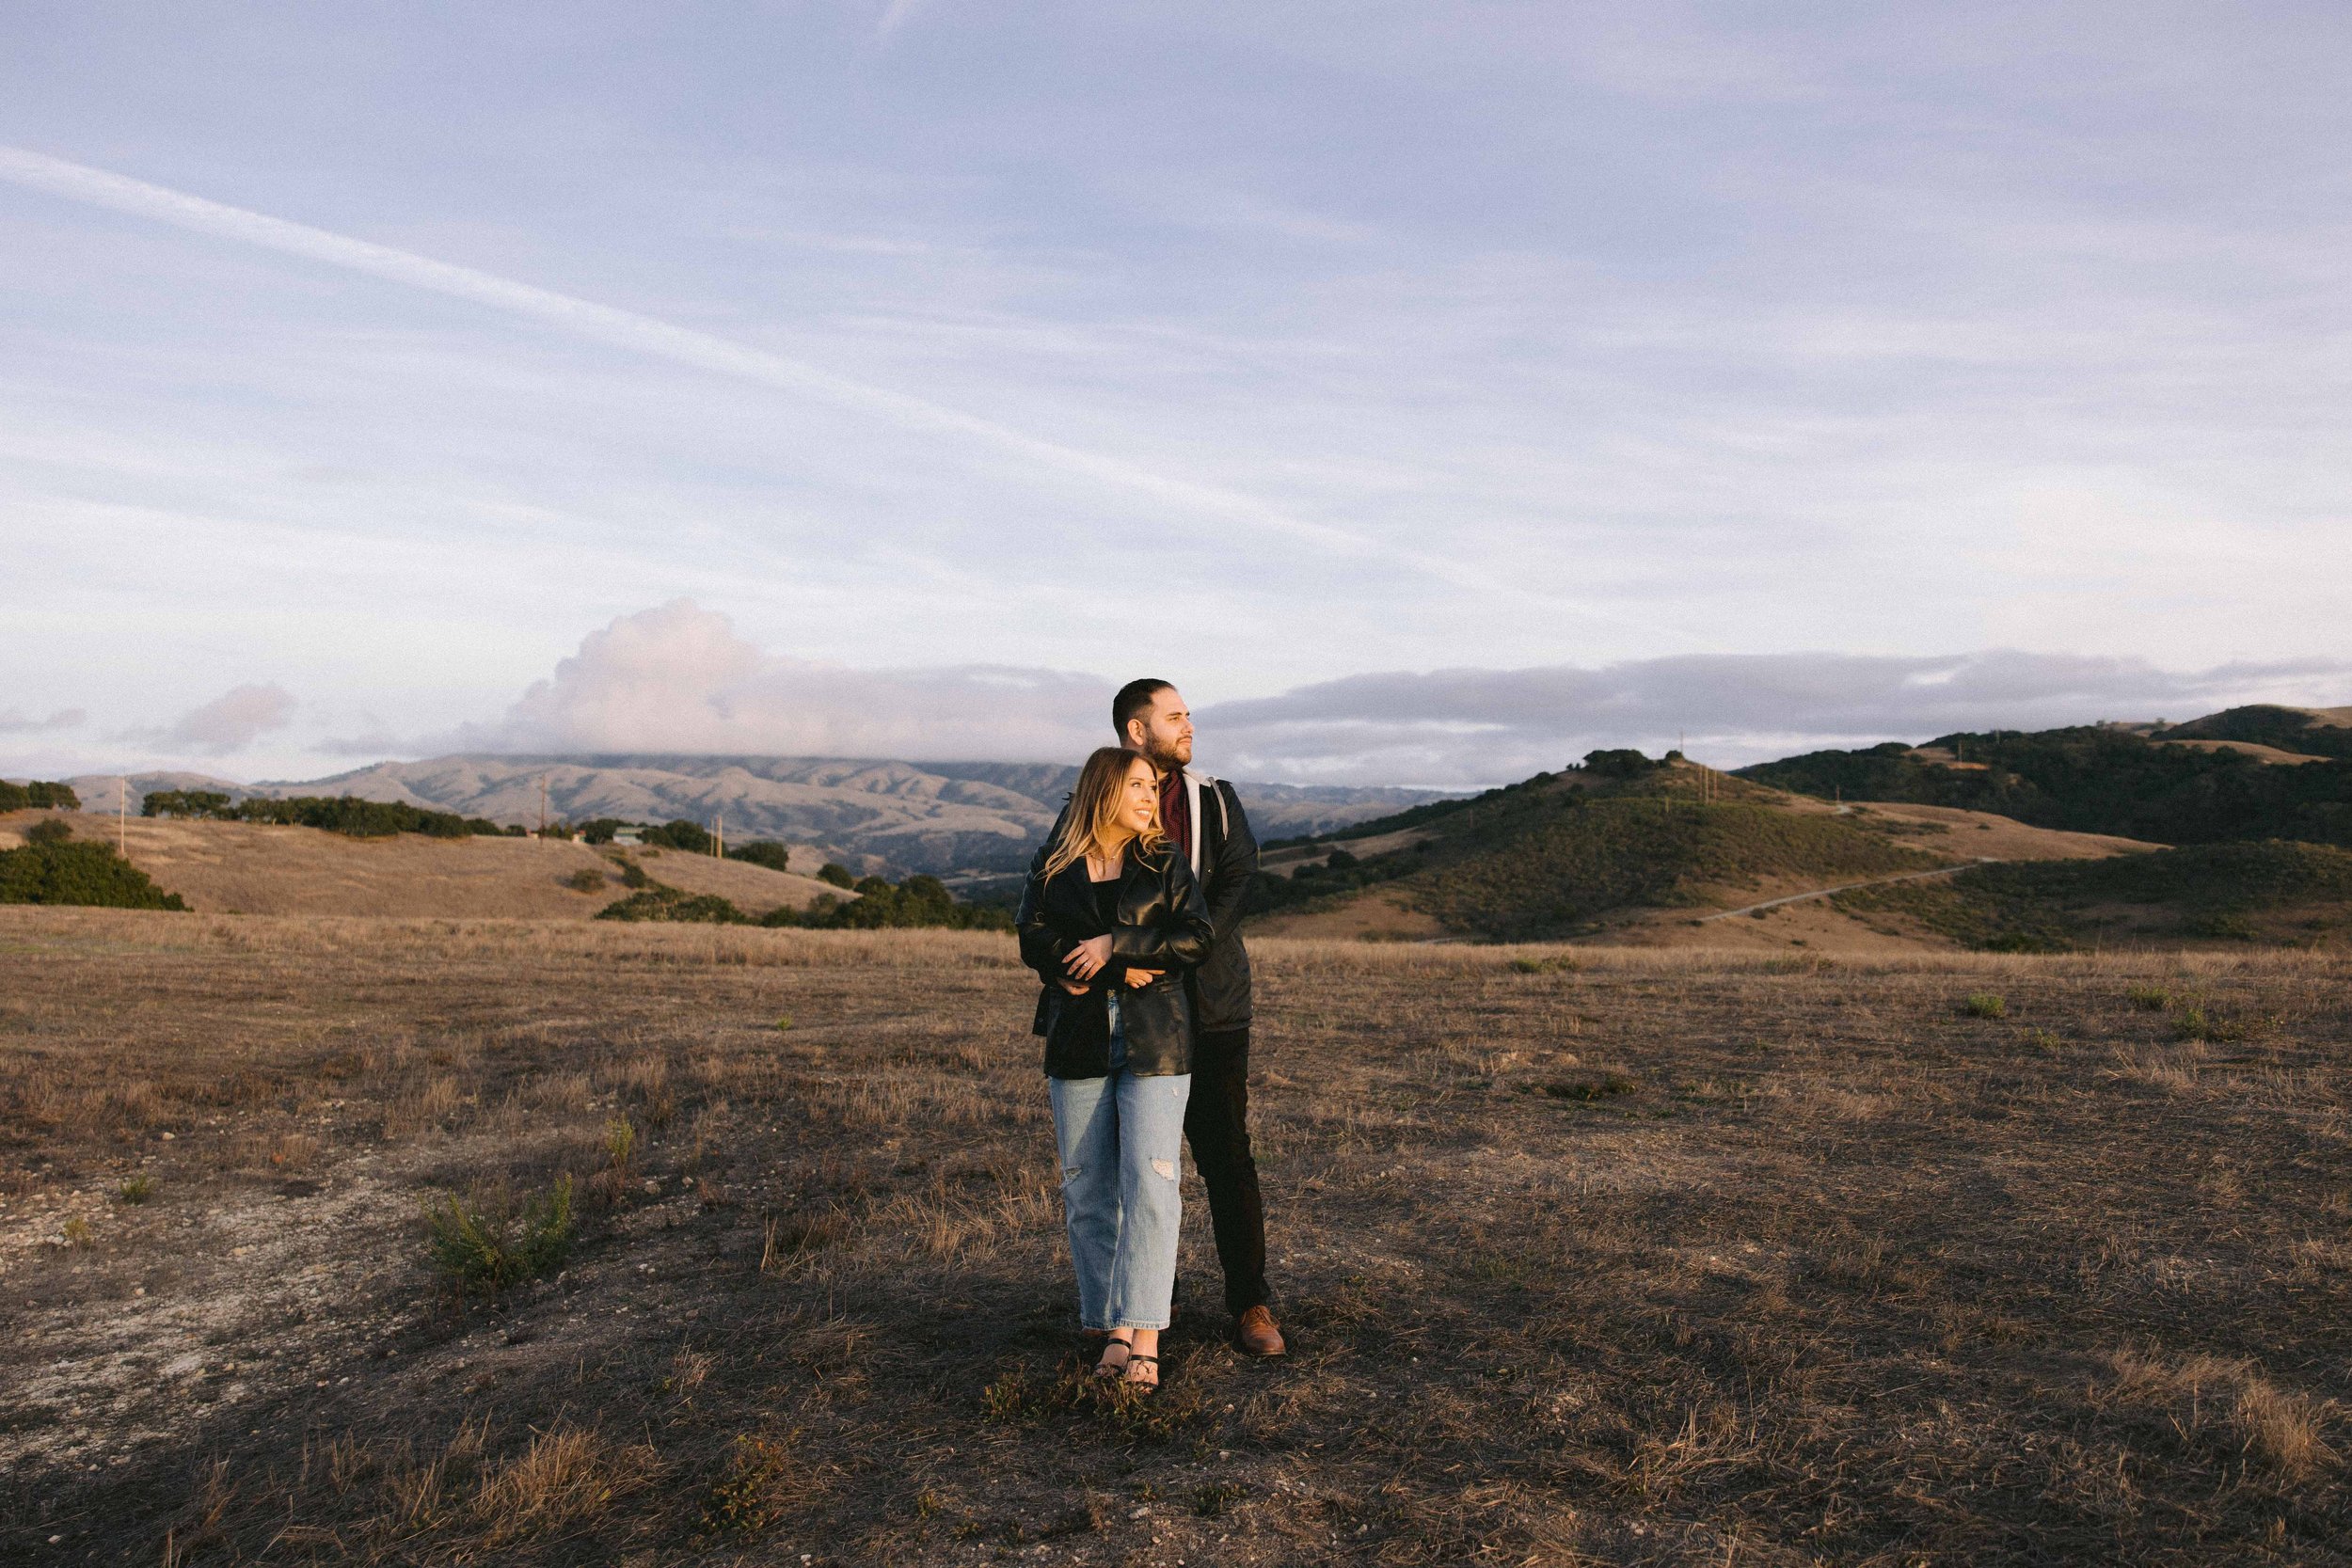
[1062,1165,1083,1184]
[1151,1159,1177,1180]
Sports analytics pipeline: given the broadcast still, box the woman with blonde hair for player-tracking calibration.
[1016,745,1216,1390]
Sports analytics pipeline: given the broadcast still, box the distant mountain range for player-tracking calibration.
[64,755,1458,877]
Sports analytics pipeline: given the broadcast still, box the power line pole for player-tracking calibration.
[538,774,548,837]
[119,775,127,855]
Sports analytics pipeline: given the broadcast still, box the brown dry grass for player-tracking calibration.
[0,811,840,918]
[4,909,2351,1564]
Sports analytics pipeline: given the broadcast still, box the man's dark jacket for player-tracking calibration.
[1025,768,1258,1036]
[1015,844,1215,1077]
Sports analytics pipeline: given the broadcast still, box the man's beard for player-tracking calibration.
[1143,736,1189,773]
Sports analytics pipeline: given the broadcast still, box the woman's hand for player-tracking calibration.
[1064,934,1114,980]
[1122,968,1163,989]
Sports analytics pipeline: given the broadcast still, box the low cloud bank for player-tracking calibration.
[428,602,2349,786]
[1200,651,2352,783]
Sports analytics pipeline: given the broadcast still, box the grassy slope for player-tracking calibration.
[1739,723,2352,847]
[1411,797,1942,940]
[1839,839,2352,951]
[0,812,840,919]
[1261,769,1947,942]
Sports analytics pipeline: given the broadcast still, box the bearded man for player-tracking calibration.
[1104,678,1283,1356]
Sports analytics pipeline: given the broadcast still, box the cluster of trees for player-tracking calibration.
[574,818,790,870]
[0,780,81,812]
[145,791,513,839]
[1740,728,2352,847]
[596,869,1009,931]
[0,825,186,910]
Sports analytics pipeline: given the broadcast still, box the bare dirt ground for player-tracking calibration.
[5,911,2350,1565]
[0,813,840,918]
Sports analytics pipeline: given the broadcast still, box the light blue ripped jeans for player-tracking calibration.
[1047,993,1192,1331]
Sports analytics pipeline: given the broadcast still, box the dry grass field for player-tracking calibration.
[4,911,2350,1565]
[0,812,841,919]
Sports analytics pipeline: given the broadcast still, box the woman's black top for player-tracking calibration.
[1015,842,1216,1078]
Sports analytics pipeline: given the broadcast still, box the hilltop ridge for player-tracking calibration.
[63,755,1454,878]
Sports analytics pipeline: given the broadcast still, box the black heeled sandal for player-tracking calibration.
[1122,1352,1159,1392]
[1092,1336,1134,1379]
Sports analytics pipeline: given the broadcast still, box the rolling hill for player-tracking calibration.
[0,811,840,920]
[1836,839,2352,951]
[1737,710,2352,847]
[1244,754,2159,946]
[64,756,1453,878]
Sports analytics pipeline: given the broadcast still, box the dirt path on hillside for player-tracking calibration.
[1696,861,1992,923]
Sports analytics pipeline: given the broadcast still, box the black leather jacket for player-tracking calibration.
[1031,773,1258,1034]
[1016,843,1215,1078]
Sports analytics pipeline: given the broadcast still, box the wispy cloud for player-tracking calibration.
[875,0,933,42]
[0,707,85,734]
[0,146,1670,641]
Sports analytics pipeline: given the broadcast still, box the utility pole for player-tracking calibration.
[118,775,127,855]
[715,812,723,858]
[538,774,548,837]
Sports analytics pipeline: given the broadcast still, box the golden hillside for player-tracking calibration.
[0,812,841,919]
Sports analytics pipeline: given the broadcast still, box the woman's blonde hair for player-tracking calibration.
[1041,746,1165,880]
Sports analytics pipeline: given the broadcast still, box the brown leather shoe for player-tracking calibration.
[1234,1305,1286,1357]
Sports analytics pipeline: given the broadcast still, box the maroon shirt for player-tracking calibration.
[1157,769,1192,867]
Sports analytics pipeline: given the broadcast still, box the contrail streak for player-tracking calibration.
[0,145,1695,641]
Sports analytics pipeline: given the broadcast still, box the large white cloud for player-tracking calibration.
[460,600,1114,761]
[162,684,298,753]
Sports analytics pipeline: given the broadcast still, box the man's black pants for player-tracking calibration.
[1184,1026,1270,1317]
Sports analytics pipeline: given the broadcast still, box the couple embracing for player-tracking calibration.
[1013,680,1284,1391]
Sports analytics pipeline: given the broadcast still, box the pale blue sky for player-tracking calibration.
[4,3,2348,784]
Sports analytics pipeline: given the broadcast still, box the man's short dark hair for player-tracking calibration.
[1112,678,1175,738]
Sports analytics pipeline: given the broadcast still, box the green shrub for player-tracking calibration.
[25,818,71,845]
[1538,1072,1638,1101]
[2,780,81,813]
[0,840,186,910]
[816,863,855,889]
[423,1174,574,1294]
[2127,985,2172,1010]
[702,1434,800,1534]
[2171,1005,2243,1043]
[1961,993,2008,1020]
[564,867,607,894]
[118,1174,156,1204]
[229,795,507,839]
[143,789,237,819]
[596,888,747,924]
[1581,748,1660,780]
[637,819,714,854]
[727,841,791,872]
